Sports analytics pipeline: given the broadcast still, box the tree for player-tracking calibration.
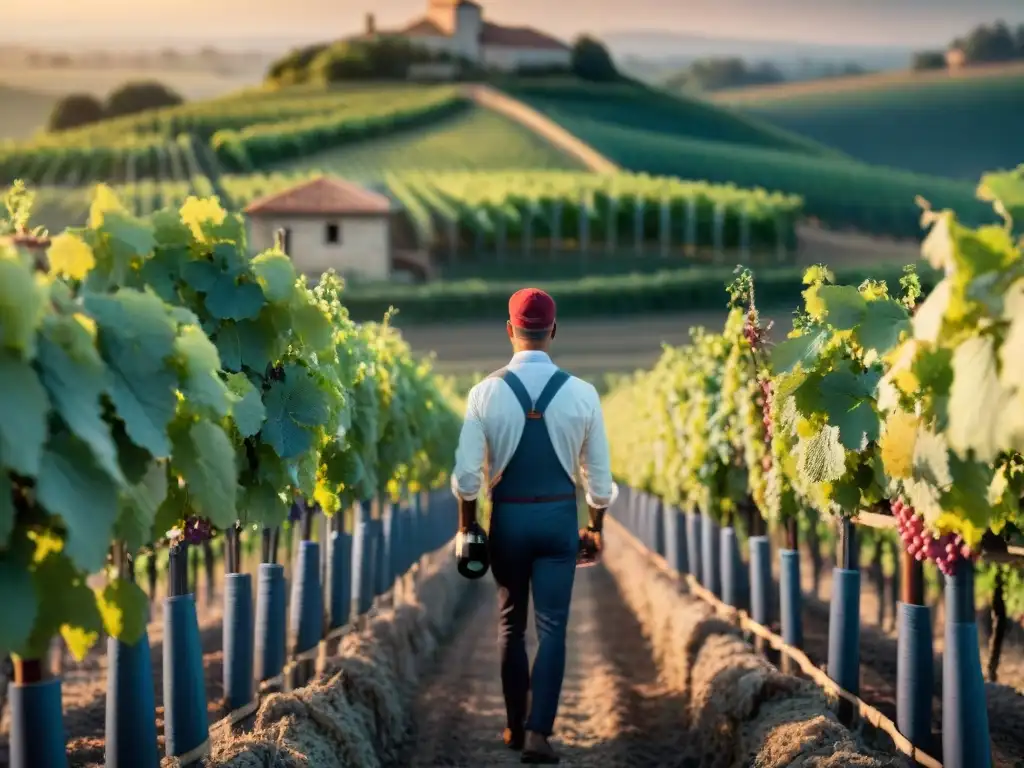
[266,43,330,85]
[664,57,784,92]
[47,93,105,132]
[105,81,183,118]
[570,35,619,82]
[961,20,1018,63]
[912,50,947,70]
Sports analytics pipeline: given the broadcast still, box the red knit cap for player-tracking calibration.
[508,288,556,330]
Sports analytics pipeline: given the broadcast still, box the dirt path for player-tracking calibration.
[394,565,696,767]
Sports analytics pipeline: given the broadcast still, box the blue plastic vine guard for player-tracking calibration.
[254,563,286,682]
[163,594,209,759]
[942,563,992,768]
[105,631,159,768]
[9,676,68,768]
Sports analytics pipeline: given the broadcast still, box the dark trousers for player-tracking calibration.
[489,500,578,736]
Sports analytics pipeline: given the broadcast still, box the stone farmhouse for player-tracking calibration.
[353,0,571,73]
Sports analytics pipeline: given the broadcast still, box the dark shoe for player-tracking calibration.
[503,727,525,751]
[521,732,559,764]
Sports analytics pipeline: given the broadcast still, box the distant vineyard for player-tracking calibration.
[0,87,463,187]
[271,106,583,183]
[531,110,998,240]
[385,169,803,259]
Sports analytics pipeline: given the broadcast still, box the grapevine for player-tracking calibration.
[603,165,1024,629]
[0,180,461,671]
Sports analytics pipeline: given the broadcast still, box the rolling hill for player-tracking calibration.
[501,79,995,239]
[712,63,1024,181]
[270,105,584,183]
[4,75,1002,249]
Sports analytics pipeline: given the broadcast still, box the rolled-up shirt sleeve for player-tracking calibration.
[580,394,617,509]
[450,387,487,501]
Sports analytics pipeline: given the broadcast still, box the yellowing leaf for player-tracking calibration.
[89,184,128,229]
[47,233,95,280]
[180,196,226,240]
[880,410,918,479]
[95,579,148,646]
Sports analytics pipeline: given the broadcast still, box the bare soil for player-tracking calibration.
[394,565,697,767]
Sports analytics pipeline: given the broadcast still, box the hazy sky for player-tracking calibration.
[5,0,1024,48]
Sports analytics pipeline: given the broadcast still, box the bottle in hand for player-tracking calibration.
[577,532,600,568]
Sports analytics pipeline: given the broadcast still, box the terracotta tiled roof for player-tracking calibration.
[399,17,450,37]
[244,176,391,216]
[480,22,569,50]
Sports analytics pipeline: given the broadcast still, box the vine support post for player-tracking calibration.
[827,515,860,726]
[162,540,210,763]
[650,494,665,557]
[748,512,772,655]
[202,539,216,606]
[350,499,375,619]
[700,508,721,596]
[379,497,397,597]
[288,504,322,689]
[254,526,286,685]
[685,510,702,582]
[8,651,66,768]
[720,514,746,611]
[986,571,1007,683]
[327,509,352,631]
[778,517,803,676]
[146,552,158,606]
[105,543,159,768]
[665,503,688,575]
[896,547,933,753]
[942,559,992,768]
[223,524,254,711]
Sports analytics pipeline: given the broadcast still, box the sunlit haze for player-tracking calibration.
[5,0,1024,49]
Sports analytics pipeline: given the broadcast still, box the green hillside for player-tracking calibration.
[506,82,995,238]
[718,69,1024,181]
[272,105,583,182]
[502,80,844,159]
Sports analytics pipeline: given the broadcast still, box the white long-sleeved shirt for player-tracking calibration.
[450,350,617,508]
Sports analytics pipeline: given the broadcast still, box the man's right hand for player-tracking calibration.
[578,528,603,566]
[579,528,603,553]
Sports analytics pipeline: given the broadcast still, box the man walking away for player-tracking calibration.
[451,288,616,764]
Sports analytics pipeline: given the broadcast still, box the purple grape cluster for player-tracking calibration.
[743,311,764,348]
[892,498,973,576]
[183,517,212,544]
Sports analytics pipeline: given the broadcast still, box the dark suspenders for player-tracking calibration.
[488,367,576,504]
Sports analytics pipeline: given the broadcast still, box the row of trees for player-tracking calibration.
[47,81,184,132]
[663,58,786,92]
[913,19,1024,70]
[263,34,619,85]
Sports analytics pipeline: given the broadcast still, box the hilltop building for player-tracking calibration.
[355,0,571,73]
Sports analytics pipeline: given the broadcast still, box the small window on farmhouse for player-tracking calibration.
[325,223,340,244]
